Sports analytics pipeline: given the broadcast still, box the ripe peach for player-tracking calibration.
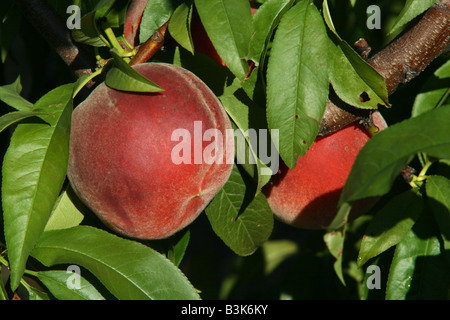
[262,112,387,229]
[67,63,234,239]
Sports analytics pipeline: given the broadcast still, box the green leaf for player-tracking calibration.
[205,165,274,256]
[266,0,329,169]
[0,268,7,300]
[2,83,74,291]
[385,213,450,300]
[71,11,107,47]
[98,0,128,29]
[0,76,34,111]
[31,226,200,300]
[44,185,85,232]
[219,78,274,191]
[105,48,164,92]
[323,229,346,285]
[357,189,423,267]
[24,285,51,300]
[426,175,450,264]
[71,0,128,47]
[139,0,181,44]
[194,0,253,81]
[0,110,49,134]
[435,59,450,79]
[323,0,389,110]
[37,270,105,300]
[411,75,449,117]
[389,0,438,36]
[168,0,194,54]
[340,106,450,205]
[247,0,295,66]
[167,229,190,267]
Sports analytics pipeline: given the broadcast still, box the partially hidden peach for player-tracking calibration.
[262,112,387,229]
[68,63,234,239]
[191,1,257,66]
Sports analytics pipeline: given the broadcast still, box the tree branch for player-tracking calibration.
[14,0,449,132]
[368,0,450,95]
[319,0,450,136]
[14,0,97,79]
[129,21,169,66]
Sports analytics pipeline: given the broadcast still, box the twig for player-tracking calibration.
[129,21,169,66]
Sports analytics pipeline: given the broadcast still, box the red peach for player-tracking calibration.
[262,112,387,229]
[68,63,234,239]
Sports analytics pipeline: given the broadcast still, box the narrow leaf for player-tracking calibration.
[31,226,200,300]
[389,0,438,36]
[2,83,74,291]
[411,75,449,117]
[37,270,105,300]
[205,165,274,256]
[194,0,253,81]
[266,0,329,168]
[323,0,389,109]
[0,110,49,134]
[323,229,346,285]
[0,76,33,111]
[385,213,450,299]
[139,0,181,44]
[357,189,423,267]
[167,229,190,267]
[340,106,450,205]
[168,1,194,54]
[219,77,274,191]
[435,60,450,79]
[247,0,295,66]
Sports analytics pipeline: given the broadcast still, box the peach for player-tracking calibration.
[67,63,234,239]
[262,112,387,229]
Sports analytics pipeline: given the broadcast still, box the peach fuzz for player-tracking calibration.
[68,63,234,239]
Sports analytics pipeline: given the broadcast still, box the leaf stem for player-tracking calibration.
[409,160,434,188]
[73,68,103,99]
[418,160,434,180]
[104,27,125,54]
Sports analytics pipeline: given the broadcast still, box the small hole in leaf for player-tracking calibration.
[295,114,299,120]
[359,92,370,103]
